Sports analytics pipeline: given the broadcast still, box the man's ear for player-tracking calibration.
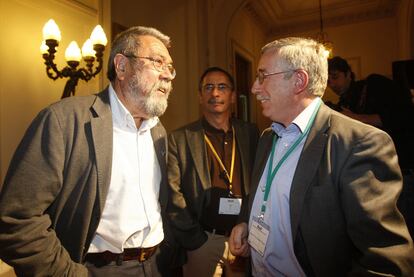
[114,54,127,80]
[294,69,309,94]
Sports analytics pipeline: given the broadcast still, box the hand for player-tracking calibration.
[229,223,250,257]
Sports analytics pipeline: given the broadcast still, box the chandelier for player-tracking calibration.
[315,0,333,58]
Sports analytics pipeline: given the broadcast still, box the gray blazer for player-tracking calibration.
[245,103,414,276]
[167,119,258,251]
[0,89,168,276]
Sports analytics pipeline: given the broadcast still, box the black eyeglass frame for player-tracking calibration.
[256,69,297,84]
[124,54,176,79]
[201,83,233,93]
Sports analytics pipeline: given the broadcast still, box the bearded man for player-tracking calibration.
[0,26,176,277]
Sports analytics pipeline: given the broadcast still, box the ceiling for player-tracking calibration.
[243,0,401,37]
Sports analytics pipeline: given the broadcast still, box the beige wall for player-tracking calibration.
[0,0,111,184]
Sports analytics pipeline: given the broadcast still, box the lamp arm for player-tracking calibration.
[91,44,105,77]
[77,68,93,82]
[61,76,80,98]
[42,39,64,80]
[60,64,81,98]
[41,37,106,98]
[91,58,103,78]
[45,60,63,80]
[42,53,62,80]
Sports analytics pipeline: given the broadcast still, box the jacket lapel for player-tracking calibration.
[185,121,211,190]
[151,122,168,210]
[90,89,113,214]
[290,104,330,241]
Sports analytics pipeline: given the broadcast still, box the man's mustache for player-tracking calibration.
[208,98,224,104]
[155,81,172,95]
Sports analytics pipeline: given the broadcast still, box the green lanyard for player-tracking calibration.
[260,99,322,219]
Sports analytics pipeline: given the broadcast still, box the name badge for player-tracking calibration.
[218,197,242,215]
[248,216,269,256]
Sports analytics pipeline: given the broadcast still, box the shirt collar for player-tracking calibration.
[109,83,159,131]
[202,117,233,134]
[271,97,321,136]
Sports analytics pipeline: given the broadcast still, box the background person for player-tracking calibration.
[167,67,259,277]
[328,56,414,240]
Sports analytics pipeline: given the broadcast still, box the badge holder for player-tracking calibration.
[248,216,269,256]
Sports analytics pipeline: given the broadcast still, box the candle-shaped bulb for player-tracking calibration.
[82,39,95,57]
[65,41,82,62]
[42,19,61,41]
[90,25,107,46]
[40,41,49,54]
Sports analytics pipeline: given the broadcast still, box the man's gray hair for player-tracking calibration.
[262,37,329,97]
[107,26,171,81]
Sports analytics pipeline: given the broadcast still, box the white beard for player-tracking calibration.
[128,73,172,117]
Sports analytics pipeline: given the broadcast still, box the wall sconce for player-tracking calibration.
[40,19,107,98]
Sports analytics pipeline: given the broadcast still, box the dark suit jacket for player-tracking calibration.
[243,103,414,276]
[167,119,258,252]
[0,89,169,277]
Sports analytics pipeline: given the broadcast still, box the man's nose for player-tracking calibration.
[211,87,221,96]
[160,69,174,82]
[251,79,260,95]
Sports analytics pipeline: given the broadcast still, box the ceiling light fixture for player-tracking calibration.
[316,0,333,58]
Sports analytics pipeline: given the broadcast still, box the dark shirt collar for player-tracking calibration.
[202,117,233,134]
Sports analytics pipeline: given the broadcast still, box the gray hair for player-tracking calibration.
[262,37,328,97]
[107,26,171,81]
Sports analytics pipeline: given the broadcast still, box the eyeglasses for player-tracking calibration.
[256,69,296,84]
[124,54,176,79]
[202,83,232,93]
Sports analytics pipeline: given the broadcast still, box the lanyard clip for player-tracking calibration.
[259,203,267,221]
[258,213,265,222]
